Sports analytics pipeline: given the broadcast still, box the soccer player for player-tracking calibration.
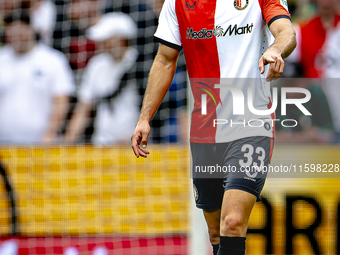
[131,0,296,254]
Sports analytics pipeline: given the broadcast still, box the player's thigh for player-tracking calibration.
[222,136,273,201]
[220,189,256,236]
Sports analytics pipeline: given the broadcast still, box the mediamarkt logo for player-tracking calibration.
[186,23,254,39]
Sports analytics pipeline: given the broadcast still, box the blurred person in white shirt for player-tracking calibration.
[16,0,57,45]
[287,0,340,143]
[0,12,74,144]
[28,0,56,45]
[322,22,340,143]
[65,12,140,145]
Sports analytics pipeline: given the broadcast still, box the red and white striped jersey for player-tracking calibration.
[154,0,291,143]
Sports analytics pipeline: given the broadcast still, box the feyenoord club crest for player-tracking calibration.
[234,0,249,10]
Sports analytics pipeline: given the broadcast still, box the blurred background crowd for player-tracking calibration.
[0,0,339,145]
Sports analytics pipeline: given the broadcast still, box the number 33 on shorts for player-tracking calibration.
[239,144,266,178]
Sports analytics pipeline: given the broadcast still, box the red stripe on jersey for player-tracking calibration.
[267,97,275,139]
[175,0,220,143]
[258,0,291,25]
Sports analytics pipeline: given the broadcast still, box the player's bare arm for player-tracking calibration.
[259,18,297,80]
[131,44,180,158]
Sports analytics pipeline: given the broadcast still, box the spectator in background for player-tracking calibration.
[149,0,164,16]
[0,0,56,45]
[104,0,158,84]
[64,13,139,145]
[0,0,21,47]
[104,0,166,142]
[53,0,187,143]
[0,0,20,20]
[67,0,101,72]
[0,12,74,144]
[275,63,334,143]
[290,0,340,78]
[322,21,340,143]
[287,0,317,22]
[287,0,340,143]
[21,0,57,45]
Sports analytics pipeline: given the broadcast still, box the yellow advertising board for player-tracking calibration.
[0,145,339,254]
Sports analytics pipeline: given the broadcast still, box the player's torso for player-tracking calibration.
[175,0,270,79]
[174,0,274,143]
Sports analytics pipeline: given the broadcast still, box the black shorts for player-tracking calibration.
[191,136,274,209]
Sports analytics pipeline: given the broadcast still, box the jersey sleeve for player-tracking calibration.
[154,0,182,51]
[259,0,291,27]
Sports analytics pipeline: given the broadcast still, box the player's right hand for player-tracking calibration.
[131,120,150,158]
[259,45,284,81]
